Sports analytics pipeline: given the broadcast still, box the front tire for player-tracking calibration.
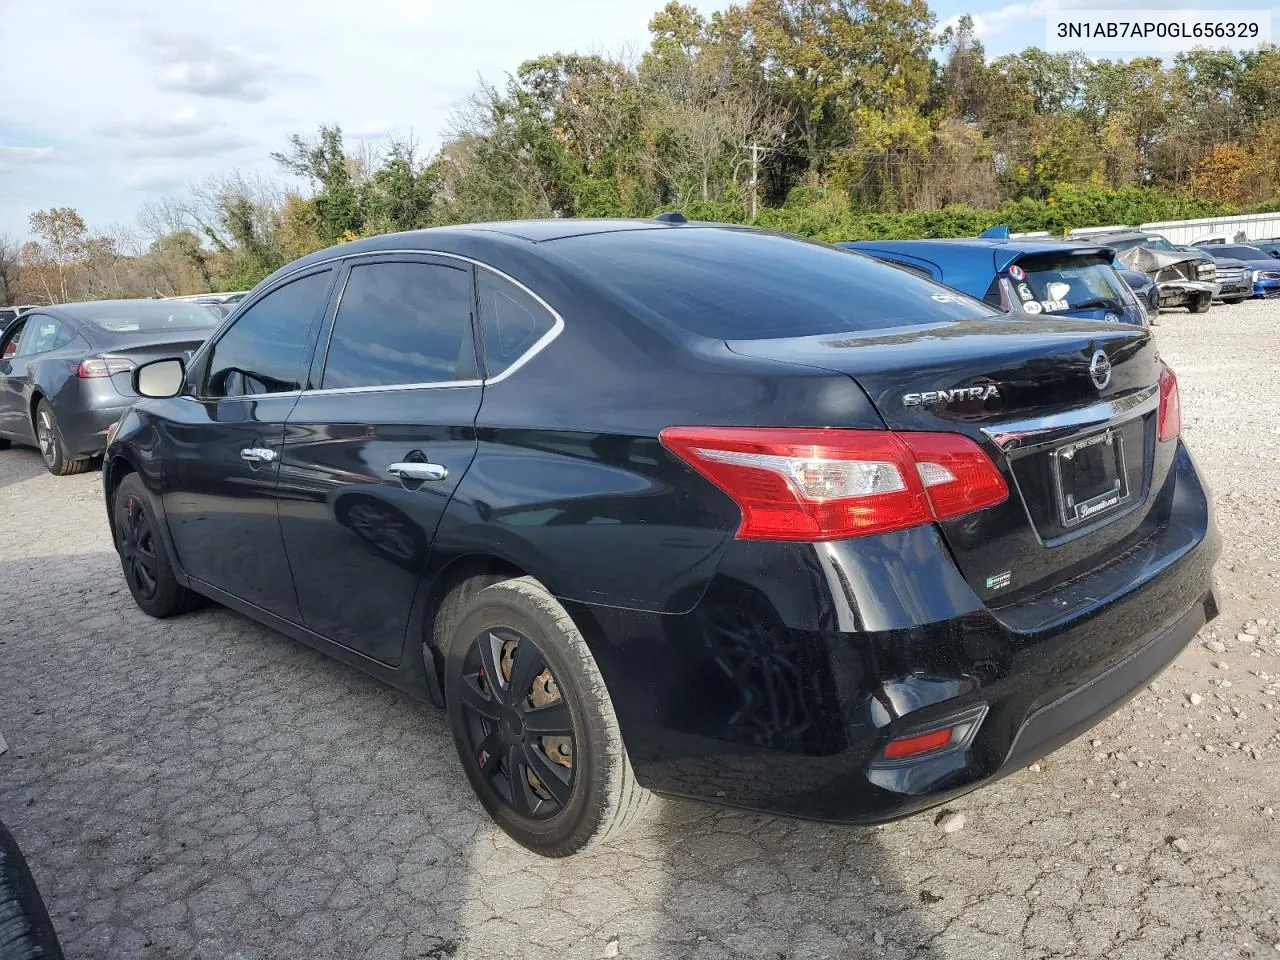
[33,400,90,476]
[443,576,655,856]
[1222,297,1246,305]
[1188,293,1212,314]
[112,473,201,618]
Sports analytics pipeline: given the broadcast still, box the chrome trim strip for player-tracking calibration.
[981,383,1160,455]
[189,249,565,401]
[302,379,484,396]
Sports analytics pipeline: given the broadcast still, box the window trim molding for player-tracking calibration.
[185,250,564,400]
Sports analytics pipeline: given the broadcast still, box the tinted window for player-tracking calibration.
[477,271,555,376]
[1012,254,1129,312]
[205,270,331,397]
[320,261,475,389]
[1217,245,1268,260]
[64,300,219,334]
[550,229,997,339]
[14,316,77,357]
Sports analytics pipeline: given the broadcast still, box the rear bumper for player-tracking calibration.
[576,440,1220,823]
[57,400,132,457]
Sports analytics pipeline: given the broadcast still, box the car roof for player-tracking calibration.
[252,219,757,291]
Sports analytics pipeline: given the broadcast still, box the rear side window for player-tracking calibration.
[550,229,997,339]
[320,261,476,389]
[205,270,331,397]
[13,316,77,357]
[477,271,555,377]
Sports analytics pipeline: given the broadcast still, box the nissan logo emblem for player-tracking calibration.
[1089,349,1112,390]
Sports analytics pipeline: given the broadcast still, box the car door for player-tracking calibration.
[0,315,80,442]
[0,317,29,438]
[277,255,483,665]
[159,268,337,620]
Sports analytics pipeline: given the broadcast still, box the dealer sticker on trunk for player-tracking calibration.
[986,571,1012,591]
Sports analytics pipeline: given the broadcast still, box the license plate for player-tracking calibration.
[1050,429,1130,527]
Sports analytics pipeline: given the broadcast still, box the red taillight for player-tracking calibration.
[659,426,1009,541]
[883,727,954,760]
[76,357,136,379]
[1157,363,1180,443]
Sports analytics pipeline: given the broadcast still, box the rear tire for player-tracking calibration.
[112,473,201,618]
[1188,293,1212,314]
[443,576,656,857]
[33,400,90,476]
[0,437,10,450]
[0,821,66,960]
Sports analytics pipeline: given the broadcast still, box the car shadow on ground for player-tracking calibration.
[0,549,940,960]
[0,447,52,490]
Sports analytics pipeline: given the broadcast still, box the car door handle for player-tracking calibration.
[240,447,278,463]
[386,461,448,482]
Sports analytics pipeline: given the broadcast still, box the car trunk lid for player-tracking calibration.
[726,317,1167,605]
[93,333,210,398]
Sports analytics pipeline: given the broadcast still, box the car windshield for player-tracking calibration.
[1011,254,1129,311]
[1215,245,1269,260]
[65,300,220,335]
[1105,235,1176,253]
[549,228,999,339]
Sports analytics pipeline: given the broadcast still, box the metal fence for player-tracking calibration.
[1016,211,1280,245]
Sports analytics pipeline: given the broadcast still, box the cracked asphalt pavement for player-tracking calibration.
[2,303,1279,959]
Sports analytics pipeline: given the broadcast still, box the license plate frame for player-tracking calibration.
[1050,428,1130,528]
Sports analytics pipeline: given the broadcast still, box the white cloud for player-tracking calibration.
[100,106,219,140]
[0,145,55,171]
[0,0,725,238]
[153,34,277,102]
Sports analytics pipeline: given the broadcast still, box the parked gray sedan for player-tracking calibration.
[0,300,218,474]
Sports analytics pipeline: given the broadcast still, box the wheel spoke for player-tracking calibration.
[474,730,503,777]
[504,743,533,816]
[523,700,572,737]
[455,675,502,721]
[475,632,507,704]
[508,638,547,701]
[523,742,572,807]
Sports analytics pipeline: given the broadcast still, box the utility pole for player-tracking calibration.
[749,142,760,221]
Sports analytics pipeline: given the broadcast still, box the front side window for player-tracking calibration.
[204,270,332,397]
[320,261,475,389]
[477,271,555,377]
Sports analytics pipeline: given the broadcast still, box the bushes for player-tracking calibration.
[668,185,1243,242]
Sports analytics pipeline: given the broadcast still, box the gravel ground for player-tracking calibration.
[1,301,1278,960]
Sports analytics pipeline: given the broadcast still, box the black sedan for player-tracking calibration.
[104,220,1220,856]
[0,300,218,474]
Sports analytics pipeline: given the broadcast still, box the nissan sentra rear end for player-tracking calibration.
[548,230,1220,823]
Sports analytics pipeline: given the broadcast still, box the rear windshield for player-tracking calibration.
[1009,254,1129,313]
[64,300,220,335]
[549,228,998,339]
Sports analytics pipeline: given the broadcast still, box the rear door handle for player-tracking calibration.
[240,447,278,463]
[387,461,448,482]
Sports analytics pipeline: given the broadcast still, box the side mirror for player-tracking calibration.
[134,358,186,398]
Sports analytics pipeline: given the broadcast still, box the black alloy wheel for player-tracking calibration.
[111,473,202,618]
[117,492,160,601]
[442,576,655,856]
[455,626,576,820]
